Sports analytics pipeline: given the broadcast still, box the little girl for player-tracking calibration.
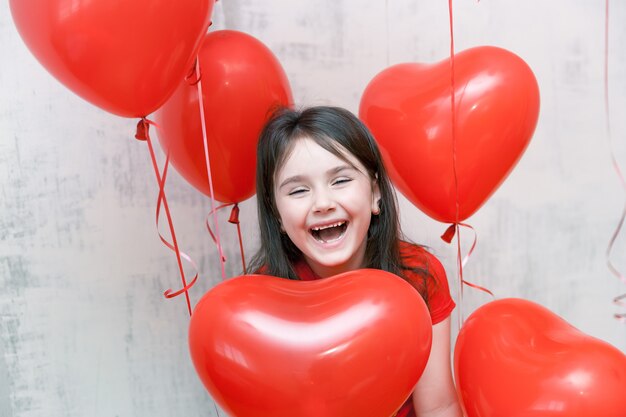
[249,106,463,417]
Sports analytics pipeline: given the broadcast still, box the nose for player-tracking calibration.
[312,189,336,213]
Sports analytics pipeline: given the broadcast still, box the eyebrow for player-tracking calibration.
[278,165,355,190]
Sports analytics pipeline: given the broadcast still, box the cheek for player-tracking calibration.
[274,194,291,218]
[346,185,376,209]
[275,198,307,230]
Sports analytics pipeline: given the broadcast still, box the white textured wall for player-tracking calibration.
[1,1,625,416]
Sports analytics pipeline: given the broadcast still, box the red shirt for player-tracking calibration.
[293,241,456,417]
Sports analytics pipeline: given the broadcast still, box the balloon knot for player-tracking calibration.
[185,59,202,86]
[135,119,149,141]
[441,223,457,243]
[228,204,240,224]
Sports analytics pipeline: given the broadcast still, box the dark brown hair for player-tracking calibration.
[248,106,430,301]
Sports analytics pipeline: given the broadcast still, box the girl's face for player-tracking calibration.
[274,137,380,278]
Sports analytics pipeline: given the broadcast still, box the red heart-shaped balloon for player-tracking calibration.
[155,30,293,203]
[454,298,626,417]
[189,270,433,417]
[9,0,214,117]
[359,46,540,223]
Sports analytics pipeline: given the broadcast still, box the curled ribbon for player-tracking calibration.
[205,203,248,274]
[194,58,228,281]
[441,223,494,297]
[204,203,229,263]
[135,119,198,315]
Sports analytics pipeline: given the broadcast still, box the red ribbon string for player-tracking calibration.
[135,119,198,316]
[227,204,248,275]
[205,203,231,262]
[446,1,495,327]
[604,0,626,321]
[204,203,248,274]
[447,0,466,327]
[195,58,228,281]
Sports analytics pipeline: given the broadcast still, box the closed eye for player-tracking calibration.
[288,187,308,196]
[332,178,352,186]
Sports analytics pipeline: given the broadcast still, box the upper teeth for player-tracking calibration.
[311,221,345,231]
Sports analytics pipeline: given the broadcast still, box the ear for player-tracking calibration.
[371,177,381,215]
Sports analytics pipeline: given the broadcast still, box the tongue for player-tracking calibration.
[318,226,343,242]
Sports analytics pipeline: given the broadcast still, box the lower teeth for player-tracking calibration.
[312,224,346,242]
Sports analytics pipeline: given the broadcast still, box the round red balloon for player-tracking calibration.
[454,298,626,417]
[9,0,214,117]
[189,270,433,417]
[359,46,540,223]
[155,30,293,203]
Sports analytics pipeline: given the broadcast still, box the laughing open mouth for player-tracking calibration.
[310,221,347,243]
